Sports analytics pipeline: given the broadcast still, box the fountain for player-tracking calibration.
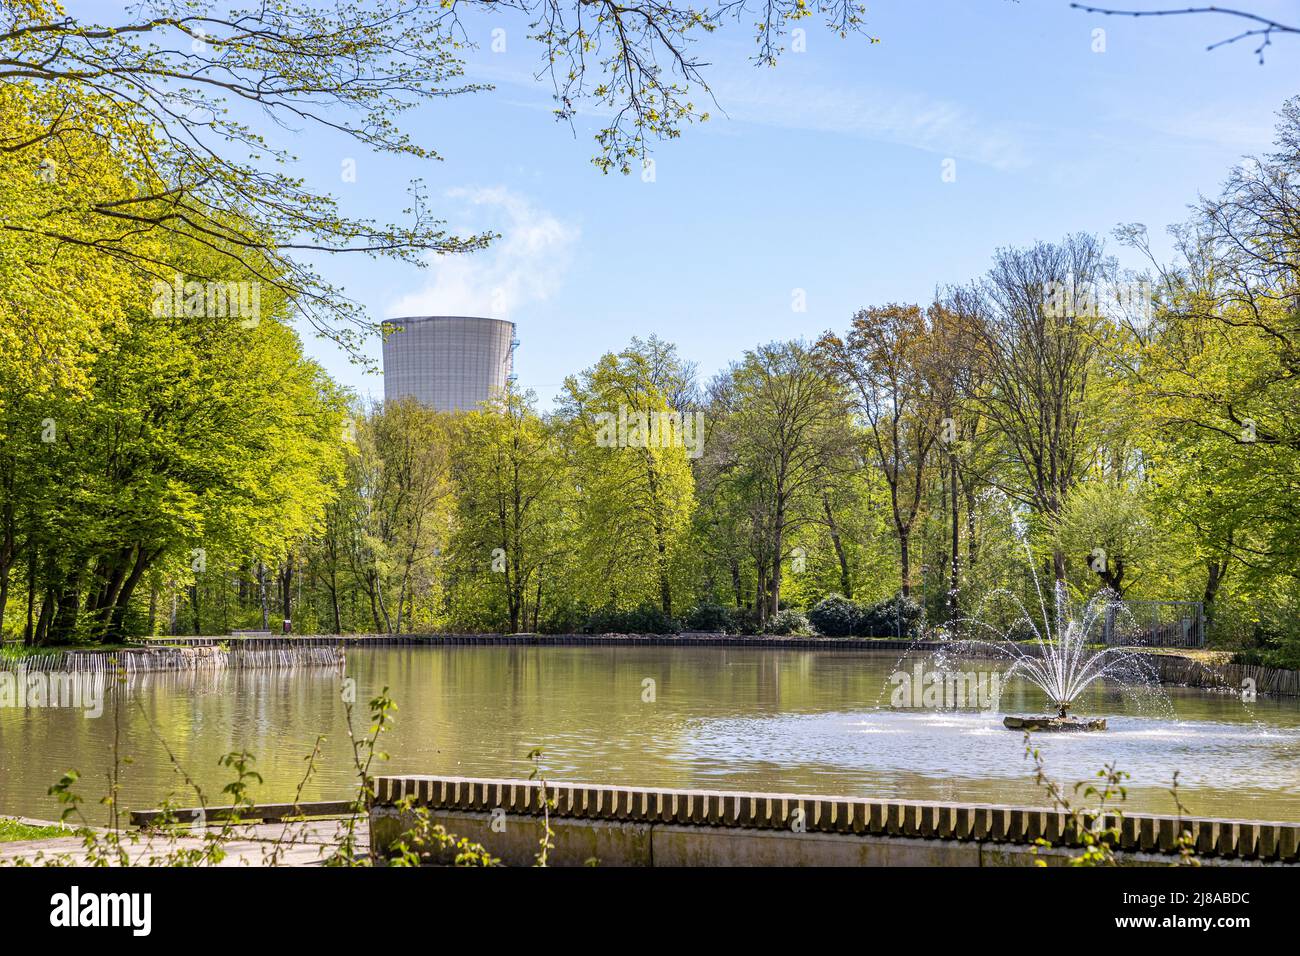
[939,509,1163,732]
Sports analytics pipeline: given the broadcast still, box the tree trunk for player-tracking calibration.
[1052,546,1067,584]
[965,486,978,571]
[23,546,36,646]
[329,566,342,634]
[280,556,293,632]
[258,562,269,630]
[822,493,852,598]
[532,571,544,632]
[1203,533,1231,626]
[645,463,673,617]
[34,588,54,646]
[366,572,383,633]
[948,452,960,622]
[0,562,9,633]
[769,502,786,619]
[898,528,912,598]
[107,547,155,642]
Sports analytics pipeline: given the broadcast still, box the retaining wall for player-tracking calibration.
[0,643,344,674]
[370,775,1300,867]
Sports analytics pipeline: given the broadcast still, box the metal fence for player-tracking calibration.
[1102,600,1206,649]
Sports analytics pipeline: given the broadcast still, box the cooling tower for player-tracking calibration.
[381,316,516,412]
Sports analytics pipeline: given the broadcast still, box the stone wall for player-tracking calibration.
[1145,653,1300,697]
[1,643,343,674]
[370,775,1300,867]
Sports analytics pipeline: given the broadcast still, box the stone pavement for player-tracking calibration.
[0,818,368,866]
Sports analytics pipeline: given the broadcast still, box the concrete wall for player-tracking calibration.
[370,775,1300,867]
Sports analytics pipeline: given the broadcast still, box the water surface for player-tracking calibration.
[1,646,1297,823]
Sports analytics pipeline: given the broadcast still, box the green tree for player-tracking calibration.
[448,391,570,633]
[560,337,697,618]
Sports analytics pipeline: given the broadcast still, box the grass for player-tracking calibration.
[0,641,134,659]
[0,817,69,843]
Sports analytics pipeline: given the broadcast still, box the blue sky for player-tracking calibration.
[94,1,1300,404]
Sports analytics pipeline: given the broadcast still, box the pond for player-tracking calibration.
[2,646,1298,823]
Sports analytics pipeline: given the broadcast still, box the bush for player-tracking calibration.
[856,595,924,637]
[1232,647,1300,671]
[763,609,814,636]
[807,594,861,637]
[582,605,679,635]
[682,602,738,634]
[729,607,762,636]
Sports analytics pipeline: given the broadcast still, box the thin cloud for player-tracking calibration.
[387,186,579,320]
[712,77,1032,171]
[464,59,1032,170]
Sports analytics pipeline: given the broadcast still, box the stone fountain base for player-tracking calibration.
[1003,715,1107,732]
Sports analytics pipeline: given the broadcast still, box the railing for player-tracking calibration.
[1104,600,1205,649]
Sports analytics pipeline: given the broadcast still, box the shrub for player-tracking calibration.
[682,602,738,634]
[1232,647,1300,671]
[763,609,814,636]
[582,605,679,635]
[806,594,861,637]
[856,595,924,637]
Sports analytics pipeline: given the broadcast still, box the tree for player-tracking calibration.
[1071,4,1298,63]
[958,235,1115,582]
[4,278,345,643]
[1054,481,1154,598]
[1120,99,1300,637]
[1,0,877,352]
[560,337,697,617]
[448,391,569,633]
[707,341,851,620]
[343,400,454,634]
[822,305,941,599]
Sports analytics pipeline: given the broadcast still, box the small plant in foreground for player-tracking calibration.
[1025,732,1197,867]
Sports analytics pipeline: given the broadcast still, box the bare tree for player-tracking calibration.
[1071,4,1298,62]
[958,234,1114,582]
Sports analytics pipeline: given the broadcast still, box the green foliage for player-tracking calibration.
[7,21,1300,664]
[583,605,680,635]
[1232,646,1300,671]
[682,601,741,633]
[857,595,924,638]
[762,608,813,636]
[807,594,860,636]
[559,337,697,619]
[0,817,67,842]
[444,390,571,634]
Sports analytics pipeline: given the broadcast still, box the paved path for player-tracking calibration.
[0,818,368,866]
